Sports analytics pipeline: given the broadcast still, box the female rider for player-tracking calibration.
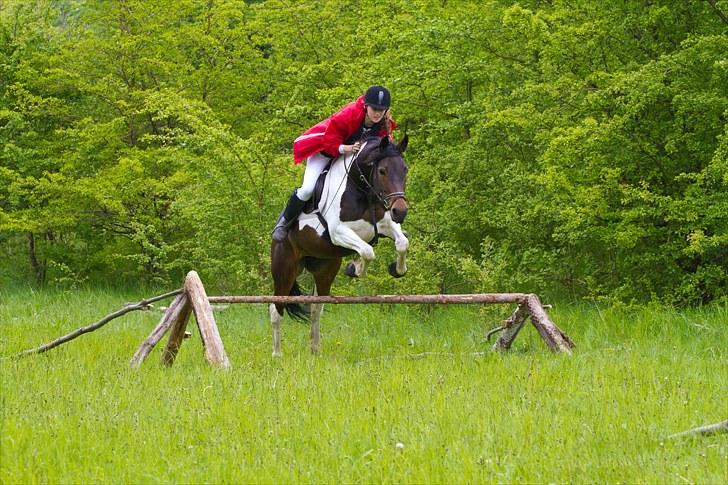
[272,85,396,242]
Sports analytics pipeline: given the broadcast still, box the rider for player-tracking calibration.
[272,85,397,242]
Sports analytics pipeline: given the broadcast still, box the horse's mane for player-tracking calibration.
[359,136,402,161]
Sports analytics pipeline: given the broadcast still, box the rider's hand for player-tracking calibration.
[338,143,361,155]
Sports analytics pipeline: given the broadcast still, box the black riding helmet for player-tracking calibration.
[364,86,391,110]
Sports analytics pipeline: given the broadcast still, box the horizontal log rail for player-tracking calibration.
[208,293,529,305]
[208,290,574,355]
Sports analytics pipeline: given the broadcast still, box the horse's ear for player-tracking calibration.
[378,136,390,152]
[397,134,408,153]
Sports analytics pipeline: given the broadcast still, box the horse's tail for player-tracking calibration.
[285,280,310,323]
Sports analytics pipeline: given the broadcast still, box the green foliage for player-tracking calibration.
[1,0,726,303]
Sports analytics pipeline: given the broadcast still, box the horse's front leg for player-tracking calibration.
[344,256,368,278]
[377,215,409,277]
[330,224,375,278]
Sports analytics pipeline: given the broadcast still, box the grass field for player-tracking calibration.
[1,287,726,483]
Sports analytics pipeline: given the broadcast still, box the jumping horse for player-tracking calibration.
[270,135,410,356]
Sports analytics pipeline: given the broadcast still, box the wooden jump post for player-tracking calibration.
[130,271,230,369]
[130,271,574,369]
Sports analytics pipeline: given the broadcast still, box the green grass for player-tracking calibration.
[1,287,727,483]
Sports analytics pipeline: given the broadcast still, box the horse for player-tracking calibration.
[269,135,410,356]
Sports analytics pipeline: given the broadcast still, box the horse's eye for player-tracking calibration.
[378,167,386,176]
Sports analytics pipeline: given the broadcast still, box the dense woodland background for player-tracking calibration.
[1,0,726,305]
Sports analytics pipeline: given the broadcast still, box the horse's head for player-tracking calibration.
[356,135,409,223]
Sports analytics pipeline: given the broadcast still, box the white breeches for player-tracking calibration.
[297,152,331,201]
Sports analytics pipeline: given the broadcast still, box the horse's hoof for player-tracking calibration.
[272,351,282,358]
[388,262,406,278]
[344,262,358,278]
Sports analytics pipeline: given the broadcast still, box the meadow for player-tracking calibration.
[1,287,726,484]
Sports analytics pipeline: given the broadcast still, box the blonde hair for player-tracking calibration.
[384,111,394,135]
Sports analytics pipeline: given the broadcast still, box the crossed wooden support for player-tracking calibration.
[130,271,230,369]
[129,271,574,369]
[490,295,575,353]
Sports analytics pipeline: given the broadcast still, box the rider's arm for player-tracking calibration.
[320,99,362,157]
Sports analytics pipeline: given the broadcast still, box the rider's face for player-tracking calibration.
[365,105,387,124]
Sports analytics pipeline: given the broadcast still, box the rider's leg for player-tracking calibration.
[296,152,330,201]
[272,190,306,242]
[272,153,330,242]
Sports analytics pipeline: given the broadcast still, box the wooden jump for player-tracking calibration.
[208,293,528,304]
[131,271,230,370]
[129,271,574,369]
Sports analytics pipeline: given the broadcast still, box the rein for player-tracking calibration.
[350,142,407,245]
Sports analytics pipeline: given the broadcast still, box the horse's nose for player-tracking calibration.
[391,207,408,224]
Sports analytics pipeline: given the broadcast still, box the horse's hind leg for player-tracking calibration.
[310,258,342,354]
[271,241,299,357]
[269,303,283,357]
[310,287,322,354]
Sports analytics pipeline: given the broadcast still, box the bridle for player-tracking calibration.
[352,142,408,211]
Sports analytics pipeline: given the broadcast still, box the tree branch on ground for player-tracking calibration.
[6,289,183,360]
[667,419,728,439]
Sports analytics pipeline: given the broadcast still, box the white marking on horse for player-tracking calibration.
[298,212,326,236]
[301,145,409,278]
[269,304,283,357]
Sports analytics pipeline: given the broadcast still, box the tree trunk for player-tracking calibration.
[27,232,45,286]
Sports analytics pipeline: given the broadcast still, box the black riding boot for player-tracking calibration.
[272,190,307,242]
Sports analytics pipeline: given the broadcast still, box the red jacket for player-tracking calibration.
[293,96,396,164]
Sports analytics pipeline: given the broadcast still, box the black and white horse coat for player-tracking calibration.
[269,135,410,356]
